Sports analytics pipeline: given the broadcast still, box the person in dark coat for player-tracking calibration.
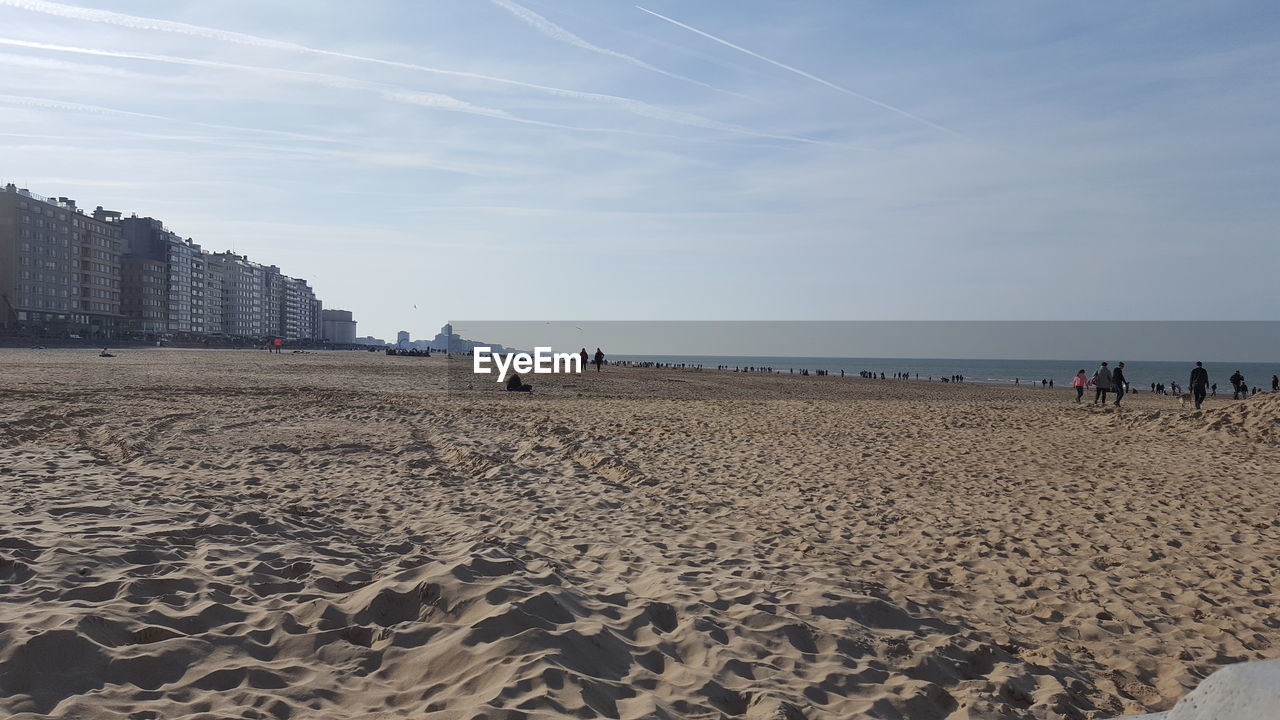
[1112,362,1128,407]
[1229,370,1245,400]
[1189,362,1209,409]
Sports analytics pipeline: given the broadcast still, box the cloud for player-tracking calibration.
[487,0,735,95]
[0,93,498,173]
[1,37,784,144]
[1,0,815,144]
[0,50,150,78]
[636,5,970,142]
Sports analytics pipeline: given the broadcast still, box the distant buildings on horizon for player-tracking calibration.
[378,323,517,354]
[1,183,523,351]
[0,182,362,343]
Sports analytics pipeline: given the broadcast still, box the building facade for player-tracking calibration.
[206,252,268,338]
[283,276,322,341]
[4,183,335,342]
[120,216,207,336]
[120,256,168,333]
[202,252,224,335]
[321,309,357,344]
[0,184,124,338]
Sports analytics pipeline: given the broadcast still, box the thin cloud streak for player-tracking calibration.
[487,0,738,97]
[0,94,495,173]
[0,38,531,126]
[636,5,970,142]
[0,50,152,78]
[0,38,763,142]
[2,0,815,144]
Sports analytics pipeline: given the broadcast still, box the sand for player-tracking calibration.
[0,348,1276,719]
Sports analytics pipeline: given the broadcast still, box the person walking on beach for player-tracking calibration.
[579,348,589,372]
[593,348,605,373]
[1073,369,1088,403]
[1189,362,1209,410]
[1112,362,1128,406]
[1092,362,1113,405]
[1272,375,1278,393]
[1229,370,1245,399]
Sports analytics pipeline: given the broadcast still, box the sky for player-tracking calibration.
[1,0,1277,342]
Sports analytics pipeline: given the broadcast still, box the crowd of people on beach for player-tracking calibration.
[1063,362,1276,409]
[590,353,1276,411]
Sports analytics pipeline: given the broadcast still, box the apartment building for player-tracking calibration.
[0,183,123,338]
[203,252,224,335]
[282,276,322,341]
[120,256,168,333]
[206,252,268,338]
[4,183,335,342]
[120,216,206,336]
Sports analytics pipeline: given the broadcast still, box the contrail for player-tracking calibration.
[0,92,330,144]
[487,0,736,96]
[0,51,147,78]
[0,38,655,137]
[0,93,171,121]
[0,38,523,124]
[635,5,968,141]
[1,0,813,143]
[0,95,499,174]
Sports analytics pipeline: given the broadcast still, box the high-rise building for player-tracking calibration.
[120,256,167,333]
[0,183,123,338]
[206,252,268,338]
[120,216,205,335]
[396,330,410,348]
[190,249,207,334]
[282,276,321,341]
[202,254,321,340]
[263,265,284,338]
[202,251,224,335]
[4,183,331,343]
[321,309,357,344]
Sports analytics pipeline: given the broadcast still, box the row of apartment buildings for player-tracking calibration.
[0,183,325,341]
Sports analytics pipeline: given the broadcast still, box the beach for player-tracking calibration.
[1,348,1276,719]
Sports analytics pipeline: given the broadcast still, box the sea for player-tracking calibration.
[610,355,1280,391]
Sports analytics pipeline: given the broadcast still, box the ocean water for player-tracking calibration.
[611,355,1280,391]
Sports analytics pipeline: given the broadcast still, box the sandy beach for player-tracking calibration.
[0,348,1276,719]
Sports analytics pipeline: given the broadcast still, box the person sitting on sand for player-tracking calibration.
[506,373,532,392]
[99,348,115,358]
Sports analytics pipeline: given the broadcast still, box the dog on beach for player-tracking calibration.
[1178,393,1193,408]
